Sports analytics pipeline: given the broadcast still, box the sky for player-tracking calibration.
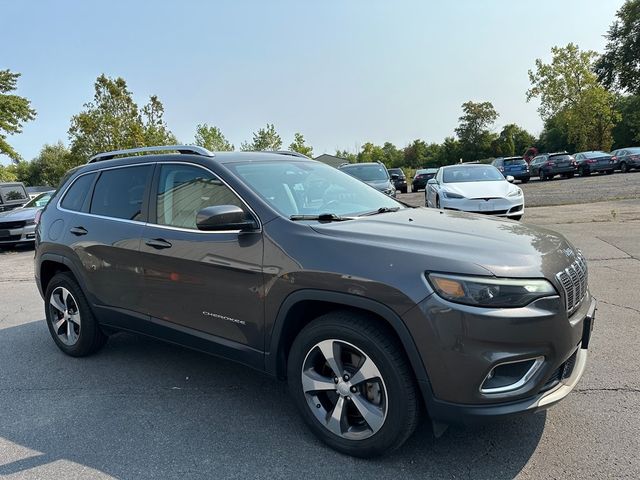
[1,0,625,164]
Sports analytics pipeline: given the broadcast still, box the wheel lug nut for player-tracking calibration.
[350,386,357,393]
[346,396,351,401]
[343,374,350,381]
[333,377,339,384]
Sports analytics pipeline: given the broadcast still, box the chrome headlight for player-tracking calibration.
[508,188,522,197]
[442,191,464,199]
[427,273,556,307]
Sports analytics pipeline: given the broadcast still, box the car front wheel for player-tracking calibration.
[620,162,629,173]
[287,312,420,458]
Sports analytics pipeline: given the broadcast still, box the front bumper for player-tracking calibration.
[441,196,524,218]
[0,225,36,244]
[405,290,595,424]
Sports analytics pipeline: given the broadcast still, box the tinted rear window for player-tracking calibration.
[582,152,608,159]
[504,159,526,166]
[90,166,152,220]
[0,185,27,202]
[625,148,640,154]
[61,173,97,211]
[549,154,572,162]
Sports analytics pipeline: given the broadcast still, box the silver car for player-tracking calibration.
[0,191,53,248]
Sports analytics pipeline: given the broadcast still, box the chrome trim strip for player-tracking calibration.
[56,161,262,235]
[480,356,545,394]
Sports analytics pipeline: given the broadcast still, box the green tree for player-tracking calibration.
[596,0,640,94]
[403,139,428,168]
[68,75,176,161]
[439,137,463,165]
[0,70,37,162]
[527,43,619,151]
[492,124,536,157]
[288,132,313,157]
[0,164,17,182]
[611,94,640,148]
[241,123,282,151]
[455,101,499,161]
[357,142,386,164]
[335,149,357,163]
[194,123,234,151]
[537,112,576,153]
[381,142,403,167]
[30,142,77,186]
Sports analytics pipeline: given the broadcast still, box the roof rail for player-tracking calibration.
[272,150,312,160]
[88,145,215,163]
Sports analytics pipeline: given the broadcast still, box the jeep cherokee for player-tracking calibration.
[35,145,595,458]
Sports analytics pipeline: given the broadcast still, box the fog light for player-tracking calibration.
[480,356,544,394]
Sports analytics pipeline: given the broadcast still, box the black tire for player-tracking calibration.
[620,162,629,173]
[287,312,420,458]
[44,272,107,357]
[520,178,530,184]
[436,195,441,209]
[401,187,407,194]
[579,167,590,177]
[539,173,546,181]
[606,169,614,175]
[567,172,575,178]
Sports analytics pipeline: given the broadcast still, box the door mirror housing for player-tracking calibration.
[196,205,257,231]
[390,173,399,180]
[506,175,515,183]
[427,178,438,185]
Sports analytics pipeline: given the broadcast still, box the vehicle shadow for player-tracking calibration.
[0,320,545,480]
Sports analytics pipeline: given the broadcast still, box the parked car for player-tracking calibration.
[0,182,29,212]
[412,168,438,191]
[339,162,396,197]
[491,157,530,183]
[610,147,640,173]
[573,151,615,176]
[26,185,55,200]
[425,164,524,220]
[0,190,54,248]
[36,145,595,458]
[529,153,577,180]
[387,168,408,193]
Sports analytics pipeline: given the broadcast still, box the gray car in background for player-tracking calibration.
[339,161,396,196]
[0,191,53,248]
[35,146,595,458]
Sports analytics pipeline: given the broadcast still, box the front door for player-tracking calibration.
[138,162,264,350]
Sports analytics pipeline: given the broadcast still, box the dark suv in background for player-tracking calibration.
[412,168,438,191]
[491,157,530,183]
[35,145,595,458]
[0,182,29,212]
[339,162,396,197]
[387,168,408,193]
[529,153,577,180]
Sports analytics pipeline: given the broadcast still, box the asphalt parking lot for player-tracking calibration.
[1,196,639,478]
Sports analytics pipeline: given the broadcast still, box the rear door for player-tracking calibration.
[137,162,264,350]
[60,164,153,315]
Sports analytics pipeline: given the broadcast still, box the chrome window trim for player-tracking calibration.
[480,356,545,394]
[56,161,262,234]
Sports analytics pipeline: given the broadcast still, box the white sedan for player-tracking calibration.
[425,164,524,220]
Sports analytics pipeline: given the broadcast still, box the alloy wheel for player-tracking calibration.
[49,286,81,346]
[301,339,388,440]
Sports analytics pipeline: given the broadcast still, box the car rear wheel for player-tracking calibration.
[579,167,590,177]
[45,272,107,357]
[287,312,420,458]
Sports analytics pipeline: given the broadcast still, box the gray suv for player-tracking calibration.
[35,146,595,458]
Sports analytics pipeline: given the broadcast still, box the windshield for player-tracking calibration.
[443,165,505,183]
[24,192,53,208]
[340,164,389,182]
[228,161,403,218]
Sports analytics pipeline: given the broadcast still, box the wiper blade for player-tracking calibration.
[289,213,352,222]
[358,206,401,217]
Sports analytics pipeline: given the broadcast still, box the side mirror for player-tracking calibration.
[506,175,515,183]
[427,178,438,185]
[196,205,257,232]
[390,173,399,180]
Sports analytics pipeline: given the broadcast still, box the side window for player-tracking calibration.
[90,165,152,220]
[155,164,245,230]
[61,173,96,212]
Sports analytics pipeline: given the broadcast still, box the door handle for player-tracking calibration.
[145,238,172,249]
[69,226,88,236]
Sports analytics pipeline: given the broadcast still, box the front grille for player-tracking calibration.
[540,347,579,392]
[0,234,21,242]
[556,251,588,315]
[0,220,26,230]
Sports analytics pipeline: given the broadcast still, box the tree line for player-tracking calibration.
[1,0,640,186]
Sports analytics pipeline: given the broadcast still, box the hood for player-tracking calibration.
[0,207,39,222]
[443,181,516,199]
[311,207,576,281]
[365,179,392,191]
